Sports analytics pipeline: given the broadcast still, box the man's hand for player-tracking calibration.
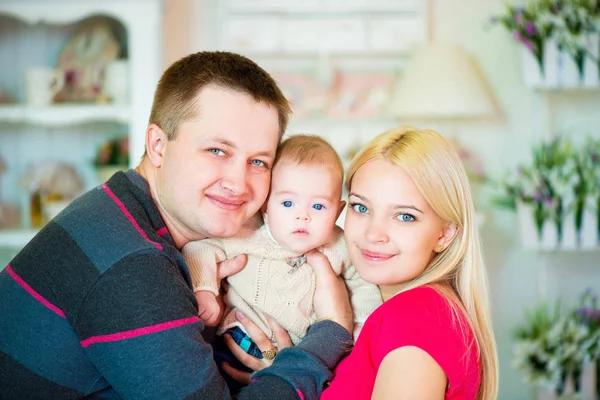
[216,254,247,288]
[306,250,354,335]
[194,291,222,327]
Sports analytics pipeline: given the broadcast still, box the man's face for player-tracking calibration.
[153,86,280,244]
[264,162,344,254]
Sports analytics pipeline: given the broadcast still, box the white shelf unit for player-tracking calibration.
[0,104,131,126]
[0,0,162,251]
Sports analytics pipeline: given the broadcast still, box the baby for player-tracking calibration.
[182,134,382,354]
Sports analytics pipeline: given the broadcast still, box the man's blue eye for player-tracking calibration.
[251,159,265,167]
[283,201,293,207]
[312,204,323,211]
[397,213,415,222]
[209,148,225,155]
[352,203,368,213]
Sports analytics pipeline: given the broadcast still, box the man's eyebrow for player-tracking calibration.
[211,136,236,148]
[210,136,275,158]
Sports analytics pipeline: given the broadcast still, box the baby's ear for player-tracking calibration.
[336,200,347,219]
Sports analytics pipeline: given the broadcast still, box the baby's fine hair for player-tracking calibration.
[274,134,344,180]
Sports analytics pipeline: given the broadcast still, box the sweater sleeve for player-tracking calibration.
[181,239,227,295]
[244,320,354,400]
[76,252,353,400]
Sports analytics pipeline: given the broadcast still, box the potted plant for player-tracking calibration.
[492,135,600,250]
[93,136,129,183]
[513,289,600,400]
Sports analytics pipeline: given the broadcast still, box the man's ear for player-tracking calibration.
[145,123,167,168]
[435,222,458,253]
[336,200,347,219]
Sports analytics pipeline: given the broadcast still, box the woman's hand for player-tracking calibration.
[222,312,293,384]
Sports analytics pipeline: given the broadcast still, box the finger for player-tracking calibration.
[217,254,247,280]
[223,333,265,371]
[234,311,275,351]
[264,314,293,349]
[221,361,252,385]
[306,250,337,283]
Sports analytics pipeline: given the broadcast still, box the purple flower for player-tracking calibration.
[515,10,524,25]
[513,31,523,41]
[533,191,542,203]
[525,22,536,36]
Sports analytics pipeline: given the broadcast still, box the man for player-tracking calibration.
[0,52,353,399]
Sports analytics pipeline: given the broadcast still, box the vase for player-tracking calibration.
[584,35,600,88]
[95,165,128,184]
[544,40,560,87]
[538,387,558,400]
[540,220,559,251]
[517,202,540,250]
[580,197,599,249]
[521,47,544,88]
[559,50,582,89]
[561,212,578,250]
[579,360,599,400]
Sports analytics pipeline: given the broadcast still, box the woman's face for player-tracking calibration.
[344,159,448,287]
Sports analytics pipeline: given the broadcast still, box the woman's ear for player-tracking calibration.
[435,222,458,253]
[145,123,167,168]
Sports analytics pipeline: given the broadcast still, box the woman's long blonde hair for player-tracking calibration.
[346,126,498,400]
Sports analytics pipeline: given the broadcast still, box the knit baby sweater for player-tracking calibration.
[182,220,382,344]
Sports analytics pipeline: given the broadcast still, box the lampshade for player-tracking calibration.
[394,43,495,119]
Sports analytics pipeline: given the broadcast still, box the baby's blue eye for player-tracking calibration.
[209,148,225,156]
[312,204,324,211]
[251,159,265,167]
[282,201,293,208]
[352,204,368,214]
[397,213,415,222]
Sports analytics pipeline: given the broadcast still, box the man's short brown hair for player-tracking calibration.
[149,51,291,140]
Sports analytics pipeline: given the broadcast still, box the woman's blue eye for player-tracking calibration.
[312,204,324,211]
[397,213,415,222]
[251,159,266,167]
[209,148,225,156]
[352,203,368,214]
[282,201,293,208]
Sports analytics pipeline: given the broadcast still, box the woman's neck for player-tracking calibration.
[378,283,408,302]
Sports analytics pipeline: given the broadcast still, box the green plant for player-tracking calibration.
[94,136,129,166]
[492,136,600,240]
[513,289,600,392]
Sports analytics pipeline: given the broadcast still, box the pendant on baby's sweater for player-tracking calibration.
[286,254,306,272]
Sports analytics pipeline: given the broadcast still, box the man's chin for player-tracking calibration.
[209,221,245,239]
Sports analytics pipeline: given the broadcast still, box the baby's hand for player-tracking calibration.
[195,291,221,327]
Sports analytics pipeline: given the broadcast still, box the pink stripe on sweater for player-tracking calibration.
[6,265,66,318]
[101,184,163,250]
[296,389,305,400]
[80,316,200,347]
[156,227,168,236]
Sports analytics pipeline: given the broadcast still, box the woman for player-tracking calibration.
[225,126,498,399]
[321,126,498,399]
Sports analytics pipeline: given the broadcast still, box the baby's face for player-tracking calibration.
[264,162,344,254]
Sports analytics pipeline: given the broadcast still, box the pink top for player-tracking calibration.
[322,286,481,400]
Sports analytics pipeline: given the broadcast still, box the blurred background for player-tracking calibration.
[0,1,599,398]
